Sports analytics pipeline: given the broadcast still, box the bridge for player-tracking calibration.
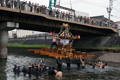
[0,7,118,58]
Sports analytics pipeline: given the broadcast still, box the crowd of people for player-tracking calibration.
[13,60,63,78]
[0,0,118,28]
[13,56,108,79]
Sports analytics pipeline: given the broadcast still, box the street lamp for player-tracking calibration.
[107,0,113,27]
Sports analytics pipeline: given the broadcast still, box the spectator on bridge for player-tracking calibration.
[56,9,59,18]
[24,1,28,11]
[62,12,65,19]
[11,0,15,9]
[31,3,34,12]
[86,17,89,24]
[49,8,52,17]
[45,7,48,16]
[39,5,42,13]
[28,1,32,12]
[79,16,82,22]
[0,1,2,6]
[14,0,17,9]
[1,0,6,7]
[2,0,118,29]
[52,8,55,17]
[7,0,11,8]
[60,11,63,19]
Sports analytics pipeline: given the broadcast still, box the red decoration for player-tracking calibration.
[50,32,53,36]
[62,23,66,27]
[77,35,80,39]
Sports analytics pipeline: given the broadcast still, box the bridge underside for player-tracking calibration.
[19,23,115,36]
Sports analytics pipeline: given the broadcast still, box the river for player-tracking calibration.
[0,52,120,80]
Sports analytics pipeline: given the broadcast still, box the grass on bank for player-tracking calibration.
[8,43,51,48]
[8,43,120,49]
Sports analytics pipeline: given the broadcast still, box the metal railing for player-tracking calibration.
[0,0,118,28]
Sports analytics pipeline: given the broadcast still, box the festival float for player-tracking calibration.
[27,23,95,58]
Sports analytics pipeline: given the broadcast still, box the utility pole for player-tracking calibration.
[107,0,113,27]
[58,0,60,10]
[59,0,61,6]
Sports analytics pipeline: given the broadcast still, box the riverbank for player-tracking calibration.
[8,43,50,48]
[86,51,120,67]
[8,43,120,52]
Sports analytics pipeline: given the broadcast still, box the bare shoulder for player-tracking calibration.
[56,71,63,77]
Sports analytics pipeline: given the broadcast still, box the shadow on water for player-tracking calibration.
[2,52,120,80]
[0,59,7,80]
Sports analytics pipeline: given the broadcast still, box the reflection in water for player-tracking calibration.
[1,52,120,80]
[0,59,7,80]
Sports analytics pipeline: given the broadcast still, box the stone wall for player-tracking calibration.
[86,52,120,66]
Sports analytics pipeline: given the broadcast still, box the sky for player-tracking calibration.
[22,0,120,22]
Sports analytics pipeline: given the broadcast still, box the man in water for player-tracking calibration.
[56,56,62,71]
[66,56,71,70]
[80,57,85,69]
[97,62,108,69]
[55,69,63,78]
[104,62,108,69]
[50,36,59,51]
[48,67,56,75]
[92,62,96,69]
[76,56,81,69]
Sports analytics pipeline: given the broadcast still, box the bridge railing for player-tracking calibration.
[0,1,118,29]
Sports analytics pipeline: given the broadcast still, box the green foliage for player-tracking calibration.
[8,44,51,48]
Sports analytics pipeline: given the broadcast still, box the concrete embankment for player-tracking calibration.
[8,47,120,66]
[87,51,120,66]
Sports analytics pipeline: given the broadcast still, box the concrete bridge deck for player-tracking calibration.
[0,7,118,36]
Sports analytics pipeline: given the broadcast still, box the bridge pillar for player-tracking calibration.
[0,30,8,58]
[0,22,19,58]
